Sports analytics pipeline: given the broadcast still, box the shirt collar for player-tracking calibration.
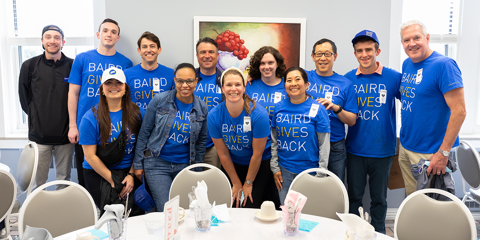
[355,62,383,75]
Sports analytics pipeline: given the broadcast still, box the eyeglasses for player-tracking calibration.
[175,78,196,85]
[313,52,334,58]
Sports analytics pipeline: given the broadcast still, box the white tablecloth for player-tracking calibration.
[0,163,10,172]
[55,208,394,240]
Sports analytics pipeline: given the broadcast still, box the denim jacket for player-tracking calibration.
[133,89,208,169]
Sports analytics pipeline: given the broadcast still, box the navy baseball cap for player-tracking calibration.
[42,25,64,38]
[352,30,379,46]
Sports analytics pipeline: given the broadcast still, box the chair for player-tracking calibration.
[455,140,480,204]
[0,170,16,240]
[394,188,476,240]
[18,180,97,238]
[169,163,232,209]
[5,142,39,235]
[288,168,348,220]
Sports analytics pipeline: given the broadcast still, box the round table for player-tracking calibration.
[55,208,393,239]
[0,163,10,172]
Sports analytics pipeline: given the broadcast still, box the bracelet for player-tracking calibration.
[333,105,343,114]
[245,180,253,185]
[127,173,135,178]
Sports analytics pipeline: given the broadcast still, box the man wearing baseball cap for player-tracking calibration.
[344,30,401,233]
[18,25,74,190]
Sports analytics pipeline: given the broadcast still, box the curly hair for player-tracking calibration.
[248,46,286,80]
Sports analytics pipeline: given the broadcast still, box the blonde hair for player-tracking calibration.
[220,67,256,115]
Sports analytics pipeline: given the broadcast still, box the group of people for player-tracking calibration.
[18,18,465,234]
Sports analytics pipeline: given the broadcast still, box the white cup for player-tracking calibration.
[143,212,164,235]
[260,201,276,218]
[76,232,100,240]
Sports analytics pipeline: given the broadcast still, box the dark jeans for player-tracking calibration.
[84,168,103,208]
[328,139,347,184]
[75,144,86,188]
[346,153,393,234]
[222,159,275,209]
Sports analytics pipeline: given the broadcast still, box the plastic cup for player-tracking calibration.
[194,205,212,231]
[107,218,127,240]
[143,212,164,235]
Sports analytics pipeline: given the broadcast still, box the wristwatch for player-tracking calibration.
[438,149,450,157]
[334,105,343,114]
[245,180,253,185]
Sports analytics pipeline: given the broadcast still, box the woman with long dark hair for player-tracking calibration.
[208,67,272,208]
[133,63,208,211]
[79,67,143,211]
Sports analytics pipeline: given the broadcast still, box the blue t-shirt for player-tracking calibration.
[400,51,463,153]
[79,107,145,170]
[245,79,287,122]
[159,98,192,164]
[69,49,133,126]
[306,71,358,142]
[125,64,174,110]
[208,101,271,165]
[344,66,401,157]
[195,72,222,148]
[272,98,330,174]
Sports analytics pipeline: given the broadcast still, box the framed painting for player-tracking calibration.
[193,16,306,74]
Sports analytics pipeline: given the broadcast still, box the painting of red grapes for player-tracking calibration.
[194,17,306,74]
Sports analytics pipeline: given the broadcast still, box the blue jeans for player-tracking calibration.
[278,165,298,205]
[328,139,347,184]
[144,156,189,212]
[346,153,393,234]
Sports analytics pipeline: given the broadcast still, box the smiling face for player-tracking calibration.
[196,42,219,71]
[285,70,309,101]
[96,22,120,48]
[222,73,245,103]
[137,38,161,65]
[42,30,64,55]
[259,53,278,79]
[401,24,431,63]
[174,67,197,103]
[102,79,126,99]
[354,40,380,73]
[311,42,337,76]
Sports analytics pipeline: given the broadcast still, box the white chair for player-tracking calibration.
[288,168,348,220]
[5,142,39,235]
[394,188,476,240]
[0,170,16,240]
[169,163,232,209]
[455,140,480,204]
[18,180,97,238]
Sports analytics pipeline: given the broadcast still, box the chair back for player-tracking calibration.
[170,163,232,209]
[394,188,477,240]
[456,140,480,189]
[16,142,39,195]
[0,169,17,223]
[288,168,348,220]
[18,180,97,238]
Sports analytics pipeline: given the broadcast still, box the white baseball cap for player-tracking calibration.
[101,67,126,84]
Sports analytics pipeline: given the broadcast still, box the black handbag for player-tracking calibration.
[93,106,127,168]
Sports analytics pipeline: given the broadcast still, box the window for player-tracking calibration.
[0,0,94,137]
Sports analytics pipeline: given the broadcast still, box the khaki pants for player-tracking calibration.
[203,146,221,169]
[398,143,433,196]
[35,143,74,190]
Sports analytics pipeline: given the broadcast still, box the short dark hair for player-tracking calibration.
[248,46,286,80]
[137,31,161,49]
[353,36,379,51]
[312,38,337,54]
[174,63,196,76]
[98,18,120,36]
[196,37,218,53]
[285,67,309,85]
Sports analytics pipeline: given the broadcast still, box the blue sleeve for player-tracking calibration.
[343,83,359,113]
[252,108,271,138]
[395,72,402,100]
[315,106,331,133]
[68,55,83,85]
[133,95,157,169]
[439,59,463,94]
[207,110,222,139]
[78,111,98,146]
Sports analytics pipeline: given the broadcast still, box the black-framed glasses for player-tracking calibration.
[314,52,334,58]
[175,78,196,85]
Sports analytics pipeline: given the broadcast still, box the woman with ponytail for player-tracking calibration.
[79,67,143,213]
[207,67,272,208]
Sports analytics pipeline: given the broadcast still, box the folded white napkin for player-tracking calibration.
[194,180,210,208]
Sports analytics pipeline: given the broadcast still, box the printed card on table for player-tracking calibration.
[164,195,179,240]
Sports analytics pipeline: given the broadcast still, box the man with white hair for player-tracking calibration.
[398,20,466,196]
